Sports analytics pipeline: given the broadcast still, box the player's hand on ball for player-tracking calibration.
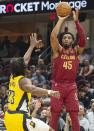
[72,8,79,22]
[58,15,69,21]
[30,33,42,47]
[50,90,60,99]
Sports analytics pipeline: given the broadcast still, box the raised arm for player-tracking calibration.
[19,77,60,99]
[24,33,42,64]
[50,16,68,58]
[73,8,86,55]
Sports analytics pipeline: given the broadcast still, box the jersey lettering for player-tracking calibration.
[63,61,72,70]
[8,90,15,104]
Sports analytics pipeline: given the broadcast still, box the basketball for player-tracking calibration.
[56,2,71,17]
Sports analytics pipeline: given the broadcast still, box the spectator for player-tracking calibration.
[78,104,89,131]
[3,103,8,113]
[40,109,47,122]
[78,88,87,108]
[87,74,94,89]
[39,66,48,80]
[87,102,94,131]
[90,99,94,107]
[30,98,42,118]
[64,104,89,131]
[14,36,27,57]
[36,58,46,70]
[0,104,4,121]
[79,59,94,78]
[80,49,91,65]
[78,82,93,109]
[84,82,94,98]
[1,36,11,57]
[3,61,11,76]
[45,106,51,124]
[31,69,46,87]
[0,85,8,107]
[64,113,72,131]
[46,106,65,131]
[29,65,36,77]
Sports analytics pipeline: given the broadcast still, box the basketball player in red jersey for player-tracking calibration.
[49,8,86,131]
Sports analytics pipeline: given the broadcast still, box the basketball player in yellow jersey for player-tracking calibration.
[4,33,60,131]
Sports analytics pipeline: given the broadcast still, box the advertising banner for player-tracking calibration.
[0,0,93,16]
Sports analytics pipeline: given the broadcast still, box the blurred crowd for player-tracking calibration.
[0,36,94,131]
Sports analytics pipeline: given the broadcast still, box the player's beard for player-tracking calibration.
[63,44,71,49]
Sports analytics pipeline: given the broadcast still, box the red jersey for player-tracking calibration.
[52,48,79,82]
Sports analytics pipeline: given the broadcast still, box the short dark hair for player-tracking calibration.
[10,57,25,77]
[59,32,75,44]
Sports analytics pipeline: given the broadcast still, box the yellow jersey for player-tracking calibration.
[8,75,31,112]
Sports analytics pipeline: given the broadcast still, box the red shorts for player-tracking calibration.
[51,81,79,112]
